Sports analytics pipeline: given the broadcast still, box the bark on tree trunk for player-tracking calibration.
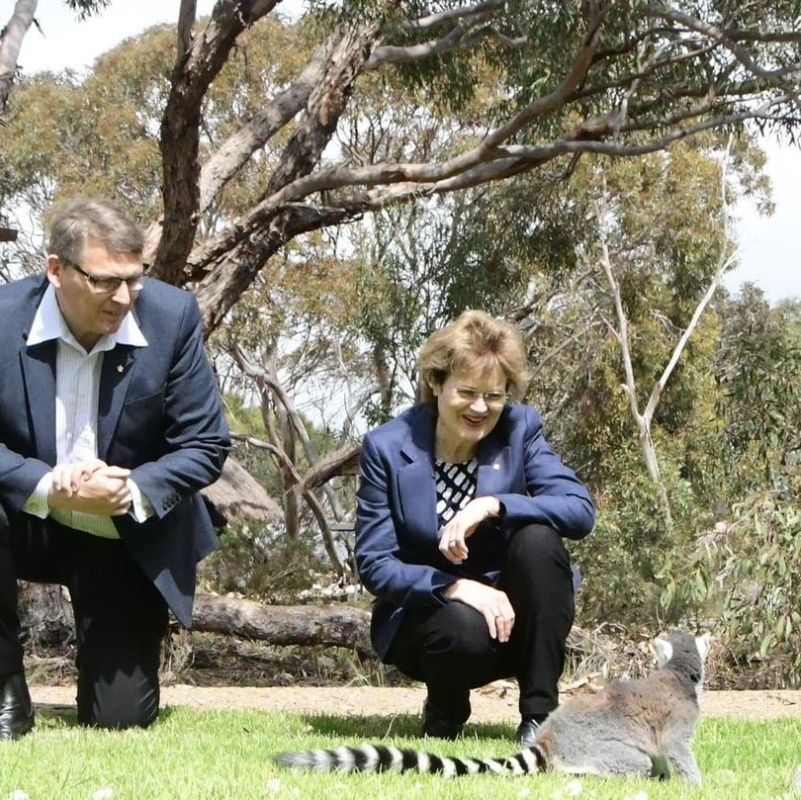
[18,582,73,649]
[17,584,373,657]
[19,586,596,678]
[0,0,37,115]
[191,593,374,659]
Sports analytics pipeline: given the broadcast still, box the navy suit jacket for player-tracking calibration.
[355,403,594,659]
[0,274,230,626]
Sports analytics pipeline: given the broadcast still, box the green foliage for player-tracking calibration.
[0,15,314,254]
[202,518,326,602]
[348,191,533,423]
[665,486,801,687]
[574,438,708,626]
[524,140,754,475]
[715,286,801,494]
[0,28,173,237]
[64,0,112,20]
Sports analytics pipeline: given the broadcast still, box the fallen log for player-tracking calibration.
[18,583,375,659]
[191,593,375,659]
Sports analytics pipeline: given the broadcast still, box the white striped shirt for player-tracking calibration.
[22,284,150,538]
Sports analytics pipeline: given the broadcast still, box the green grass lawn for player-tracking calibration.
[0,705,798,800]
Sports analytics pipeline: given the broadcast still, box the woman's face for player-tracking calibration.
[431,363,508,461]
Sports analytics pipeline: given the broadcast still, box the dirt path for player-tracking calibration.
[30,684,801,722]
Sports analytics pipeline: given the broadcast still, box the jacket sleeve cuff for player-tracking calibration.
[21,472,53,519]
[128,478,156,522]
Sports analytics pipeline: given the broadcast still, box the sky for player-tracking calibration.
[14,0,801,304]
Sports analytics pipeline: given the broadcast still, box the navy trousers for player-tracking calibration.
[0,506,168,729]
[386,524,576,722]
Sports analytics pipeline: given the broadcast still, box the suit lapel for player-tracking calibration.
[20,341,58,465]
[397,408,439,538]
[476,417,514,496]
[97,345,139,459]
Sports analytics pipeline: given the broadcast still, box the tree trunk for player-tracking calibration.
[191,593,374,659]
[18,582,73,649]
[0,0,37,115]
[17,583,373,657]
[19,587,597,677]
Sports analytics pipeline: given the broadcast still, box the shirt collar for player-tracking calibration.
[27,284,148,354]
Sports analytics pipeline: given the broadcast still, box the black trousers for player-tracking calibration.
[386,524,575,723]
[0,508,168,729]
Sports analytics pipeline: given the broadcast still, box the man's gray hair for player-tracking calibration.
[47,197,144,263]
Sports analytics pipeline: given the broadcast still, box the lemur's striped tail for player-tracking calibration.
[274,743,547,778]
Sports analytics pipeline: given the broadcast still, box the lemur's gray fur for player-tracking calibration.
[275,631,710,784]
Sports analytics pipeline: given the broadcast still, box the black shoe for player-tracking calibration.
[0,672,34,741]
[421,698,464,741]
[515,716,544,748]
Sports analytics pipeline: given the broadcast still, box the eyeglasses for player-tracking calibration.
[453,386,508,408]
[62,258,148,295]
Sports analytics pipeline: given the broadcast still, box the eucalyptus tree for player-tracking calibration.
[666,296,801,686]
[464,134,774,625]
[716,288,801,495]
[0,1,796,597]
[2,0,800,338]
[0,0,109,115]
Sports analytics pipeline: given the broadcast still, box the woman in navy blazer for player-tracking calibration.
[355,310,594,745]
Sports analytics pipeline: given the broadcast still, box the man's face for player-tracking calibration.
[47,239,145,351]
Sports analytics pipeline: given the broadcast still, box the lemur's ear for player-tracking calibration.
[652,636,673,667]
[695,633,712,661]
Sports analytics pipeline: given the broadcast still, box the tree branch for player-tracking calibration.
[642,134,738,421]
[643,4,801,111]
[155,0,279,284]
[0,0,37,116]
[197,32,339,214]
[233,432,347,577]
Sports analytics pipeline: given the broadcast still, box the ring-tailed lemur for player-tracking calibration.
[275,631,710,785]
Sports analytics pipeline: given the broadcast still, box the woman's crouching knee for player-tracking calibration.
[423,602,493,659]
[508,523,570,565]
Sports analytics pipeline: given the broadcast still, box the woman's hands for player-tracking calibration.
[438,495,501,563]
[438,496,511,640]
[443,578,515,642]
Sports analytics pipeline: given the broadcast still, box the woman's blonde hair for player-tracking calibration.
[418,310,530,408]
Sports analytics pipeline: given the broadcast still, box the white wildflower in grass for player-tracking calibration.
[91,789,113,800]
[8,791,30,800]
[266,778,282,793]
[551,781,583,800]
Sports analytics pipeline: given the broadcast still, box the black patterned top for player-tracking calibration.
[435,457,478,529]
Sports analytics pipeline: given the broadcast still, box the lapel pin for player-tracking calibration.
[116,364,124,373]
[493,463,500,470]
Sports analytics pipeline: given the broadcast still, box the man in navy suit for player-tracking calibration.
[0,197,230,738]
